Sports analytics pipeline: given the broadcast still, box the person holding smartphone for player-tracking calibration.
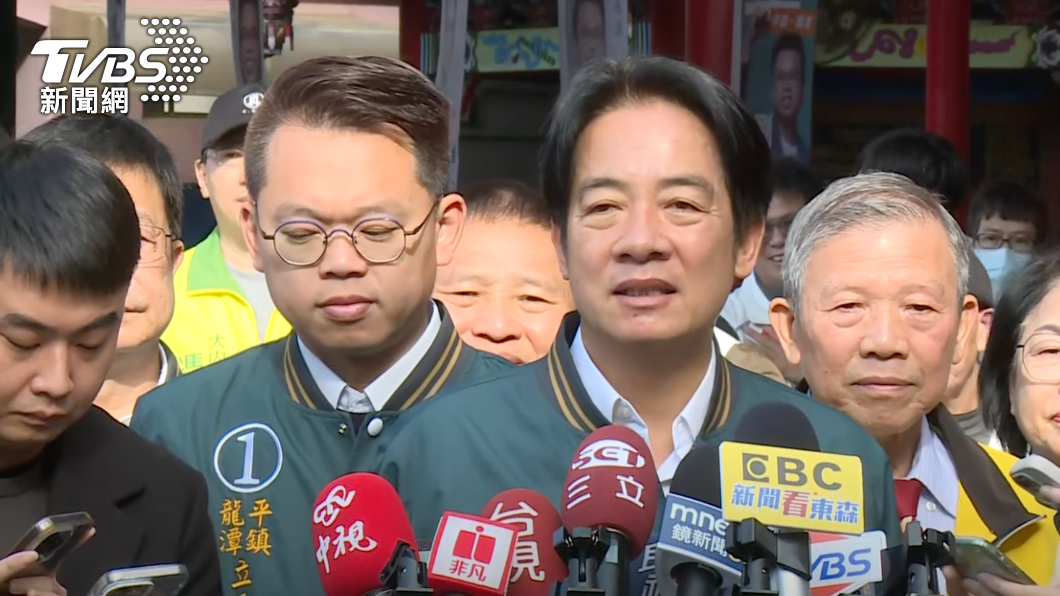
[0,552,65,596]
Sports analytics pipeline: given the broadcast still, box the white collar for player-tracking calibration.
[569,327,716,487]
[298,303,442,411]
[157,343,169,387]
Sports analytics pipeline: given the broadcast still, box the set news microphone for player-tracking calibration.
[556,426,660,596]
[311,473,429,596]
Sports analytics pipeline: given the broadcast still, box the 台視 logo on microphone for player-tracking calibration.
[33,17,209,116]
[571,438,647,470]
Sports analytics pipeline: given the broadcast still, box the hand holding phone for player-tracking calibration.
[86,564,189,596]
[1010,454,1060,509]
[952,537,1034,586]
[6,512,95,580]
[0,551,68,596]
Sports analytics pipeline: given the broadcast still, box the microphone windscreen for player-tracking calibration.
[311,473,417,596]
[427,512,519,596]
[561,425,659,556]
[669,444,722,506]
[482,489,566,596]
[733,401,820,451]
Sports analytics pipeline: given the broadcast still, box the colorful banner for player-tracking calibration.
[435,0,469,191]
[740,0,819,164]
[558,0,629,89]
[820,23,1044,68]
[475,28,561,72]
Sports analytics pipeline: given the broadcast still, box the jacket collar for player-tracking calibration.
[535,312,732,434]
[928,406,1040,541]
[47,408,146,576]
[161,341,181,383]
[275,300,473,412]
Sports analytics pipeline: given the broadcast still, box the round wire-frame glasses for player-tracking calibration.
[259,204,436,267]
[1016,332,1060,384]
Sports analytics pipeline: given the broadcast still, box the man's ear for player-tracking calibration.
[977,308,994,352]
[434,193,467,267]
[552,224,569,280]
[194,159,210,199]
[735,219,765,281]
[769,297,802,367]
[953,295,979,367]
[240,203,264,272]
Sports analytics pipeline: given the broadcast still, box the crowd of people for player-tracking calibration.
[0,52,1057,596]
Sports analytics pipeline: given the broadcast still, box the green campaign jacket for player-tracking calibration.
[131,303,511,596]
[376,314,902,596]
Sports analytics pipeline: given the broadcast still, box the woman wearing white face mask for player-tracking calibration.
[969,181,1044,300]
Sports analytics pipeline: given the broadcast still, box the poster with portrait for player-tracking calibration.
[739,0,818,164]
[558,0,629,89]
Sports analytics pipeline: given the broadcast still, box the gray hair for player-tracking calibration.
[783,171,970,312]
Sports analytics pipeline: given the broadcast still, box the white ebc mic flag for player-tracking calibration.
[435,0,469,192]
[559,0,629,90]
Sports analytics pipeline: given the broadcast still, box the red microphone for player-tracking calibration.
[311,473,424,596]
[557,425,660,596]
[427,512,519,596]
[481,489,567,596]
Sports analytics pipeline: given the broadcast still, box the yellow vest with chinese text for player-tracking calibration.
[163,230,290,372]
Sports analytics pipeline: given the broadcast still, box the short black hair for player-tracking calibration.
[23,114,183,234]
[968,180,1045,239]
[0,141,140,297]
[855,128,968,214]
[772,157,821,205]
[772,33,805,70]
[540,56,773,242]
[981,250,1060,456]
[460,179,551,229]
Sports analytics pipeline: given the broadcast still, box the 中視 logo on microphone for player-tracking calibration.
[33,17,209,116]
[571,438,647,470]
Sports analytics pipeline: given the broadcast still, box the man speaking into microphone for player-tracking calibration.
[376,55,901,595]
[766,173,1057,582]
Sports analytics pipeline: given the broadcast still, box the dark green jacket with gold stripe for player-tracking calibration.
[131,304,511,596]
[376,315,902,596]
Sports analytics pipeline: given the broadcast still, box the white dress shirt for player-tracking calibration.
[119,343,171,426]
[299,303,441,412]
[899,416,960,533]
[720,272,773,339]
[570,328,716,493]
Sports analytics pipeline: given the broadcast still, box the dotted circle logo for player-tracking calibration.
[137,17,209,103]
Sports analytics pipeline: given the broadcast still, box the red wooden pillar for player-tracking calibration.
[687,0,734,84]
[399,0,427,70]
[926,0,970,162]
[651,0,685,59]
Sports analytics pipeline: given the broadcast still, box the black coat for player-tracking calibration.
[48,407,221,596]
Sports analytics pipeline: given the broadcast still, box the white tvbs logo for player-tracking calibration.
[32,17,209,111]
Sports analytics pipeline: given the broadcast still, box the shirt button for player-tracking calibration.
[925,502,936,512]
[338,423,348,435]
[366,417,384,437]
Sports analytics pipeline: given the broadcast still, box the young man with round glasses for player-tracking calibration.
[131,56,511,596]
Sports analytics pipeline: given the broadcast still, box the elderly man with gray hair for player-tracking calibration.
[767,172,1056,584]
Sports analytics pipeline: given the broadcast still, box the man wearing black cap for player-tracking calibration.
[164,84,291,373]
[944,246,998,447]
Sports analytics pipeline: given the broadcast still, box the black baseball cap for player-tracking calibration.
[201,83,267,152]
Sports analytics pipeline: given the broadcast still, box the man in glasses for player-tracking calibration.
[165,84,292,374]
[132,56,511,596]
[24,115,186,424]
[721,157,821,384]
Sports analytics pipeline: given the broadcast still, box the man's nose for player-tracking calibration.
[319,232,370,279]
[614,204,670,263]
[470,304,522,344]
[29,345,75,399]
[859,306,909,360]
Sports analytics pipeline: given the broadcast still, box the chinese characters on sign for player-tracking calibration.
[668,524,730,559]
[40,87,129,115]
[219,497,274,595]
[729,483,861,525]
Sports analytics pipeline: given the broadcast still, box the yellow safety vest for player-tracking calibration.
[163,230,291,372]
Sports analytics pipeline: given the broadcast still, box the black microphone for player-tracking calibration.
[656,446,743,596]
[725,402,818,596]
